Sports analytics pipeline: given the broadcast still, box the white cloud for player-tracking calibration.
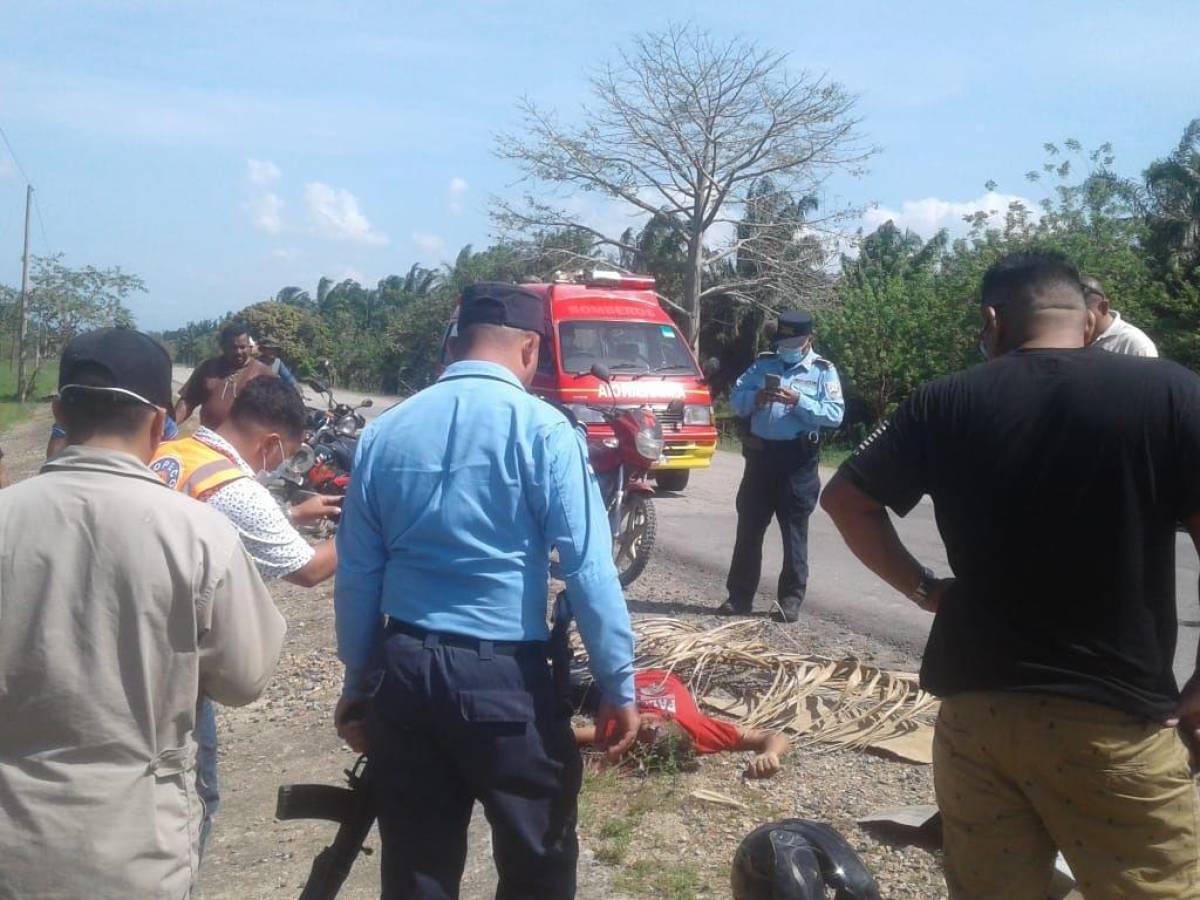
[304,182,388,246]
[247,158,281,187]
[244,158,284,235]
[411,232,446,257]
[248,191,284,235]
[271,248,295,260]
[862,191,1039,239]
[448,176,469,214]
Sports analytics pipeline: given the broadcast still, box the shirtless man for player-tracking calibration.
[175,322,274,429]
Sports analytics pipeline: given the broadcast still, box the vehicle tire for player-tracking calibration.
[614,493,656,587]
[655,470,690,493]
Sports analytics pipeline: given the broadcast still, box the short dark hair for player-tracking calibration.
[58,363,156,442]
[219,321,252,347]
[228,375,306,440]
[1080,274,1108,305]
[980,250,1084,309]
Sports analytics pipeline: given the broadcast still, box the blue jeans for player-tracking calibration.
[195,697,220,857]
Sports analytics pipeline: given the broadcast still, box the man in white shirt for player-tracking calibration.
[1083,275,1158,357]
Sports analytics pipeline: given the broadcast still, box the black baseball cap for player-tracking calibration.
[459,282,546,337]
[774,310,814,349]
[58,327,173,409]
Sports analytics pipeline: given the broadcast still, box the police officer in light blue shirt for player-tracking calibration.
[333,282,639,899]
[718,310,844,622]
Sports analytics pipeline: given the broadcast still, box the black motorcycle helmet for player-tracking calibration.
[732,820,882,900]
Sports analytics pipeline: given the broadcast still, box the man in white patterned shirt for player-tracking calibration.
[150,375,340,853]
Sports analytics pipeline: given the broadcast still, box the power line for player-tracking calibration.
[32,193,52,256]
[0,122,32,185]
[0,121,55,257]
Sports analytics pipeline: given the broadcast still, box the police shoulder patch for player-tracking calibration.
[149,455,182,489]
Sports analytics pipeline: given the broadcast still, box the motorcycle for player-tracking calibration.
[301,377,373,495]
[554,363,666,587]
[267,376,373,537]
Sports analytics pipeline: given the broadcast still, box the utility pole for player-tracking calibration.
[16,184,31,400]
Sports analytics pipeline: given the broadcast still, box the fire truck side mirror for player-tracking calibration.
[590,362,612,383]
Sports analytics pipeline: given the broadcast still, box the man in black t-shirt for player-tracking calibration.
[822,251,1200,899]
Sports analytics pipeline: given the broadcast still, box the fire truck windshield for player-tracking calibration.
[560,321,698,376]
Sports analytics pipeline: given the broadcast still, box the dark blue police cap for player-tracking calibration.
[459,282,546,337]
[774,310,814,349]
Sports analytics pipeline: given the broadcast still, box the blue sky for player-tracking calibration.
[0,0,1196,331]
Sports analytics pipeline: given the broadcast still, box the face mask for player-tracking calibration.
[255,436,287,483]
[779,347,805,365]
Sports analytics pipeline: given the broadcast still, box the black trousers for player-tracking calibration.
[367,628,582,900]
[725,440,821,611]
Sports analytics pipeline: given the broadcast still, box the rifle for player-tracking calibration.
[276,754,375,900]
[550,591,574,714]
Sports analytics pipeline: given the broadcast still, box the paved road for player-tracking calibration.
[654,451,1200,686]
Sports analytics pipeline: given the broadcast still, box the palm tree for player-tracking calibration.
[1144,119,1200,279]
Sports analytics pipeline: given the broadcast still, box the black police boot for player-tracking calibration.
[717,599,752,617]
[773,596,804,623]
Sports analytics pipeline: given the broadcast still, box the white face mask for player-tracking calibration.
[255,436,287,483]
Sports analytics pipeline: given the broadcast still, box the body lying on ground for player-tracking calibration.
[572,668,790,779]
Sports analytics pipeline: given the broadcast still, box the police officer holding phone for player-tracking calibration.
[334,282,638,899]
[719,311,844,622]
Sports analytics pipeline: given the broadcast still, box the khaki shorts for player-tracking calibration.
[934,691,1200,899]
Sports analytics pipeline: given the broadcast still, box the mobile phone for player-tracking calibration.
[764,373,781,391]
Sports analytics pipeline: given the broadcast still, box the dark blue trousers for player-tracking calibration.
[726,440,821,611]
[367,628,582,900]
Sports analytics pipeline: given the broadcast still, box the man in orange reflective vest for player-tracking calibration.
[150,376,339,853]
[152,378,339,583]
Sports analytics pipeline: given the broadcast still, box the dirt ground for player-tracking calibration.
[3,406,946,899]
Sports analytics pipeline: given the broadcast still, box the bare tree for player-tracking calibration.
[493,25,871,348]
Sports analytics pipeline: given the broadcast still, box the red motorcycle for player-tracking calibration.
[567,363,668,587]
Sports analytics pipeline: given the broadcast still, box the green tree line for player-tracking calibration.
[159,119,1199,434]
[0,254,142,400]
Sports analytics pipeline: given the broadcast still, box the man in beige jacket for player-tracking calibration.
[0,328,286,899]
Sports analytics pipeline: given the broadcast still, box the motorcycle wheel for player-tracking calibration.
[614,493,656,587]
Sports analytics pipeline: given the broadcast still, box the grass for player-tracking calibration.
[0,359,55,433]
[613,860,705,899]
[579,766,715,899]
[580,769,665,866]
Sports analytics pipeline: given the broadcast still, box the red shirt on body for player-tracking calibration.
[635,670,742,754]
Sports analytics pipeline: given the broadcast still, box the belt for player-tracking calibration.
[384,618,546,657]
[745,434,820,454]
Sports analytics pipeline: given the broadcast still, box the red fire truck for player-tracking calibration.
[442,269,718,491]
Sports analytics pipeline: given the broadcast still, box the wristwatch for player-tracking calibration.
[907,567,937,605]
